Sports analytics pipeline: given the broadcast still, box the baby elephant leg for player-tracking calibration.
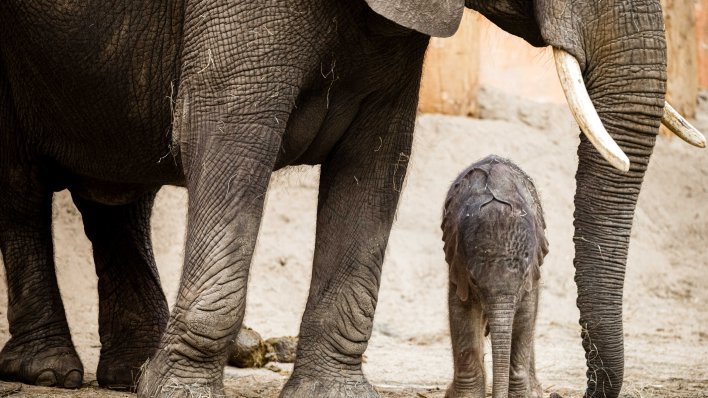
[446,284,485,398]
[509,288,543,398]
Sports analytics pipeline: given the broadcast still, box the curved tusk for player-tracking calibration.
[662,102,706,148]
[553,48,631,172]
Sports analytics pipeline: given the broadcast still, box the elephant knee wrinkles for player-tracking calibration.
[509,365,529,391]
[180,319,238,361]
[323,334,366,365]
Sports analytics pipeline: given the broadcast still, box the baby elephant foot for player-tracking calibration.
[509,376,544,398]
[528,377,544,398]
[0,340,83,388]
[445,388,482,398]
[445,380,485,398]
[280,375,379,398]
[510,390,543,398]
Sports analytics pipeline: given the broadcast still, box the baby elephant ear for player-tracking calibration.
[450,259,470,302]
[444,233,471,302]
[365,0,465,37]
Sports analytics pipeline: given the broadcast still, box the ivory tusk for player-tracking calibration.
[553,48,631,172]
[662,102,706,148]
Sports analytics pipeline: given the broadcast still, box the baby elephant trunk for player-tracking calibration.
[487,296,516,398]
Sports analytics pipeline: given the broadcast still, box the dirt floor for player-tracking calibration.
[0,89,707,397]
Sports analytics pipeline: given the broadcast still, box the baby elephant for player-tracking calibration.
[442,155,548,398]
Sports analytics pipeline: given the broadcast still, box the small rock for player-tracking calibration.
[265,336,298,363]
[264,363,286,374]
[228,326,268,368]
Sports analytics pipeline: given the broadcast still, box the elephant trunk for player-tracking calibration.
[572,10,667,398]
[486,296,515,398]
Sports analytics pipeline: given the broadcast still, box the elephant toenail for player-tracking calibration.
[64,370,83,388]
[35,370,57,386]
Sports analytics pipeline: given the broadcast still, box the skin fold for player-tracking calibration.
[0,0,668,397]
[442,155,548,398]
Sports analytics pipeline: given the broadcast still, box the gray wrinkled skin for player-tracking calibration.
[0,0,668,397]
[442,155,548,398]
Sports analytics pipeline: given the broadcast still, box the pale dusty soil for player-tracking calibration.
[0,90,707,397]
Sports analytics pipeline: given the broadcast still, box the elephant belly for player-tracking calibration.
[276,89,365,169]
[69,178,158,206]
[276,16,430,169]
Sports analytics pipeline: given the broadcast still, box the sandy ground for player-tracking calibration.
[0,90,707,397]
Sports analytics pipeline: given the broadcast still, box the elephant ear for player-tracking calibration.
[364,0,465,37]
[444,228,471,302]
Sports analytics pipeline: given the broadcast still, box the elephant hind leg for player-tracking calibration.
[72,190,168,390]
[282,91,418,398]
[0,182,83,388]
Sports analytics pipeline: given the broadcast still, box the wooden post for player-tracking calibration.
[419,10,480,116]
[662,0,699,118]
[698,0,708,89]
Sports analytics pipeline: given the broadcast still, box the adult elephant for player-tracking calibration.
[0,0,702,397]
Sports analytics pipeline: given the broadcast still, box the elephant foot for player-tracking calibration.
[96,321,162,390]
[97,347,158,390]
[510,390,542,398]
[444,380,485,398]
[136,349,224,398]
[137,379,223,398]
[280,374,379,398]
[0,337,83,388]
[529,376,544,398]
[509,376,543,398]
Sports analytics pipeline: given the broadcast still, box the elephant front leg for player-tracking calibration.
[281,96,416,398]
[72,191,168,390]
[446,284,486,398]
[136,121,282,397]
[0,184,83,388]
[509,288,542,398]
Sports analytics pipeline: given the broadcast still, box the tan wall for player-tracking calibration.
[421,3,704,116]
[663,0,699,117]
[419,10,480,116]
[477,18,564,104]
[699,0,708,88]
